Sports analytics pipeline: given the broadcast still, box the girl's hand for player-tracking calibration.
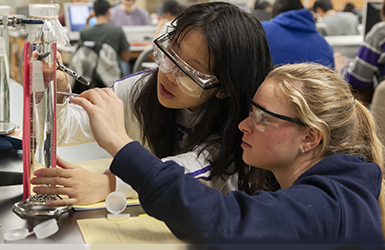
[70,88,133,157]
[31,156,115,206]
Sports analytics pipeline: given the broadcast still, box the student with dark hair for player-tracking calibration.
[254,0,271,10]
[32,2,273,205]
[313,0,358,36]
[70,0,131,92]
[343,2,361,23]
[271,0,302,17]
[343,2,355,13]
[93,0,110,16]
[45,63,385,242]
[313,0,333,12]
[261,0,334,67]
[251,0,272,21]
[162,0,182,16]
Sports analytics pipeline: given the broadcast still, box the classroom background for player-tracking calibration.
[0,0,369,15]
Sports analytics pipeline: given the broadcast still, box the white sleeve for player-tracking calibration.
[162,148,211,178]
[56,99,95,146]
[56,73,145,147]
[161,146,238,195]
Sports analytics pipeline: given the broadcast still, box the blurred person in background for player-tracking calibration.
[71,0,131,93]
[334,1,385,106]
[110,0,150,26]
[261,0,334,68]
[343,2,362,23]
[154,0,185,39]
[313,0,358,36]
[251,0,272,21]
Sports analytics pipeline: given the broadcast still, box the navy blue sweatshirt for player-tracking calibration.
[110,142,383,243]
[261,9,334,68]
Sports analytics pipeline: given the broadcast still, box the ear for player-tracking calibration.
[302,127,322,152]
[215,90,230,99]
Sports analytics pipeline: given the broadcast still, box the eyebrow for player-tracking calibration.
[250,100,307,126]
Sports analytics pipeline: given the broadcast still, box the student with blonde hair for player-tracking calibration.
[38,63,384,242]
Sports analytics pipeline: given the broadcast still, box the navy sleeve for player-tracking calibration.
[110,142,382,243]
[110,142,307,242]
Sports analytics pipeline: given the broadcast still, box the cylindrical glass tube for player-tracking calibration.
[22,4,58,200]
[13,3,71,217]
[23,38,57,199]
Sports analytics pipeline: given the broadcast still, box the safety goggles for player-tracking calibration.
[249,100,307,132]
[153,33,220,98]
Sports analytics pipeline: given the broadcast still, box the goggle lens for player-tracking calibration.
[155,47,174,73]
[249,108,280,132]
[249,100,306,132]
[153,34,219,98]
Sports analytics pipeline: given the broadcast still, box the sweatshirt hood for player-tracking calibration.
[298,153,382,199]
[273,9,316,32]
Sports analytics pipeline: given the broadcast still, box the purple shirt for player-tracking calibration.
[343,21,385,88]
[109,4,150,26]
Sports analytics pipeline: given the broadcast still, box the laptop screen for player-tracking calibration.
[64,2,94,33]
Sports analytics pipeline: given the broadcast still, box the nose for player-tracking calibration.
[238,115,253,134]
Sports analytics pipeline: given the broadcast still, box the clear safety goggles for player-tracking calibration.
[153,33,220,98]
[249,100,307,132]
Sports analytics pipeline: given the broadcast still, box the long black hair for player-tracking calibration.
[132,1,273,194]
